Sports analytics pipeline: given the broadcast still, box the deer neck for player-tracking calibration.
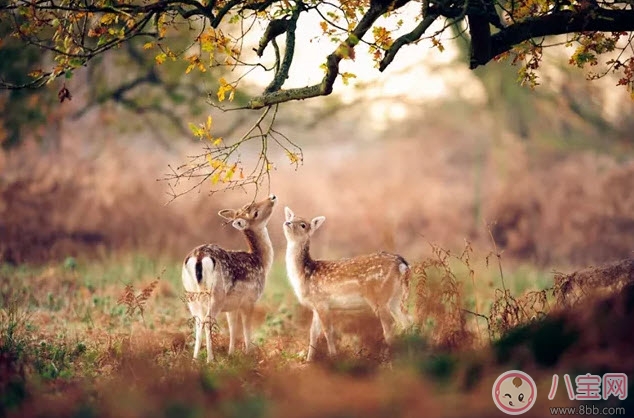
[243,227,273,274]
[286,240,314,283]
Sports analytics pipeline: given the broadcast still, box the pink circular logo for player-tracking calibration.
[492,370,537,415]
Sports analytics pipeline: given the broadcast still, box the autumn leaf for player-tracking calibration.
[286,151,300,165]
[431,37,445,53]
[225,163,237,181]
[100,14,117,25]
[340,72,357,85]
[217,78,235,102]
[188,122,204,139]
[143,42,154,50]
[155,53,167,65]
[28,69,43,78]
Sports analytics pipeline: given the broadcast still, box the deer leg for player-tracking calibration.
[226,311,239,355]
[240,305,254,354]
[389,288,411,329]
[205,299,222,363]
[193,315,204,360]
[316,308,337,356]
[377,305,396,345]
[189,302,204,360]
[307,309,322,361]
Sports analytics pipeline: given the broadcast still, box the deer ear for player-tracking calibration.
[232,218,248,230]
[218,209,236,221]
[284,207,295,222]
[310,216,326,232]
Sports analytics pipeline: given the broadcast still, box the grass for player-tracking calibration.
[0,251,631,417]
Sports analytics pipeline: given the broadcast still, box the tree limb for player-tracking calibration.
[379,13,439,72]
[264,3,302,93]
[468,15,492,69]
[248,0,408,109]
[475,8,634,68]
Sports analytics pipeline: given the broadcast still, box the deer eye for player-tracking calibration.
[253,210,259,218]
[300,223,306,229]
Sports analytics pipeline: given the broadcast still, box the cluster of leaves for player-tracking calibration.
[494,1,634,90]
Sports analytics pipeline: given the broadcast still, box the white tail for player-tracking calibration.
[282,206,411,361]
[182,194,277,362]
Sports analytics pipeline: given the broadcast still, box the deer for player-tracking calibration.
[181,194,277,362]
[283,206,411,361]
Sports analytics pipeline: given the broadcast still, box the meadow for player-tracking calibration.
[2,242,633,417]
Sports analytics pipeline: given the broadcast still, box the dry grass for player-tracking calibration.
[1,249,633,417]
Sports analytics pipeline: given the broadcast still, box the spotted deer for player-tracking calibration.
[283,207,411,361]
[182,194,277,362]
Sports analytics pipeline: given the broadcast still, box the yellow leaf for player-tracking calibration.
[225,164,236,181]
[157,14,167,38]
[211,172,220,185]
[143,42,154,50]
[341,72,357,85]
[286,151,300,164]
[155,53,166,65]
[206,115,213,130]
[189,122,204,138]
[319,21,328,33]
[212,137,223,146]
[216,78,235,102]
[100,14,117,25]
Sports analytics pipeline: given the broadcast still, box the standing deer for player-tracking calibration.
[283,206,411,361]
[182,194,277,362]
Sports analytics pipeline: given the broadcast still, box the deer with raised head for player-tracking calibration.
[283,206,411,361]
[182,194,277,362]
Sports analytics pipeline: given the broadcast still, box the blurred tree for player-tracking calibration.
[450,19,627,150]
[0,0,633,194]
[0,19,54,149]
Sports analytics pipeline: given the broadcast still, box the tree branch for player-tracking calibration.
[248,0,408,109]
[379,13,439,72]
[264,3,302,93]
[475,8,634,68]
[468,15,492,69]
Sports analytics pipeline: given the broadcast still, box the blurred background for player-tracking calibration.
[2,20,633,272]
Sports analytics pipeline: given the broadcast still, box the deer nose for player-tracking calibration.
[269,194,277,201]
[284,221,291,226]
